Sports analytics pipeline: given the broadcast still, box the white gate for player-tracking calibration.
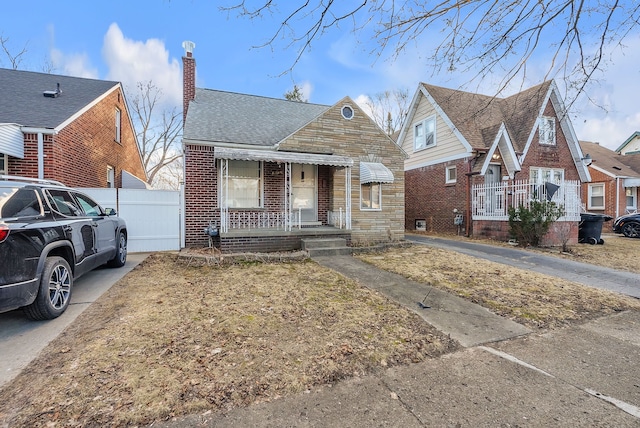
[78,188,182,253]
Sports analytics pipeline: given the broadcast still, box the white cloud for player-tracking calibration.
[299,81,313,101]
[50,48,99,79]
[102,23,182,108]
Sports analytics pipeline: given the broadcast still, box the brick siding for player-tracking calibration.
[8,87,146,188]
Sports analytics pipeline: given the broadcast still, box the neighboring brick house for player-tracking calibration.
[181,44,405,251]
[0,68,147,188]
[579,141,640,220]
[398,80,591,245]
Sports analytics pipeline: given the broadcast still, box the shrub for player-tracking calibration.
[508,200,565,247]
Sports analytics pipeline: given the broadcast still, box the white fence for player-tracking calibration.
[471,180,581,221]
[79,188,182,253]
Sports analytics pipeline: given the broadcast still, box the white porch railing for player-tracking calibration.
[221,210,302,231]
[472,180,581,221]
[327,208,346,229]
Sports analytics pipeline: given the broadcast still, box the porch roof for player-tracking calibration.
[214,147,353,167]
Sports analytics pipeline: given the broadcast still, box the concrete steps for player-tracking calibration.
[302,238,351,257]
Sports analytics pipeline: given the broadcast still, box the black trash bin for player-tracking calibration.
[579,212,613,244]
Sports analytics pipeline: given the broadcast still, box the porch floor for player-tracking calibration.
[221,226,350,238]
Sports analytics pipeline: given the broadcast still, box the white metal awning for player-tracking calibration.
[0,124,24,158]
[214,147,353,167]
[624,178,640,187]
[360,162,394,184]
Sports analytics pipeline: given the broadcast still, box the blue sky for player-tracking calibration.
[2,0,640,150]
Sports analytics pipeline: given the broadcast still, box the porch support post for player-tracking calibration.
[220,158,229,233]
[345,166,352,229]
[285,162,292,231]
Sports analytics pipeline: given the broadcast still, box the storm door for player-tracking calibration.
[291,163,318,223]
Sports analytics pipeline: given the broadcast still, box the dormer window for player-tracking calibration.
[414,115,436,151]
[539,116,555,145]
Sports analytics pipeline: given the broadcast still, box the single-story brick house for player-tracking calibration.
[181,43,405,252]
[0,68,147,188]
[580,140,640,220]
[398,80,591,245]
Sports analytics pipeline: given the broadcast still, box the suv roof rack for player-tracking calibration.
[0,175,66,187]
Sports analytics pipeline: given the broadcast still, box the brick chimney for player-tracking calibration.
[182,40,196,125]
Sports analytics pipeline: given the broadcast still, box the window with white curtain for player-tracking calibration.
[539,116,556,145]
[414,115,436,151]
[225,160,262,208]
[626,188,637,211]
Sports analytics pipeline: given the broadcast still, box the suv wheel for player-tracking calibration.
[622,222,640,238]
[24,257,73,320]
[107,231,127,268]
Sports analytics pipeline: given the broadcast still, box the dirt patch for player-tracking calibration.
[356,245,640,329]
[0,254,457,427]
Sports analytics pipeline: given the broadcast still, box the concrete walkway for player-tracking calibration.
[406,234,640,299]
[313,255,530,348]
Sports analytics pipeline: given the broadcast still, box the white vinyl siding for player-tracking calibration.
[588,183,605,210]
[403,95,468,170]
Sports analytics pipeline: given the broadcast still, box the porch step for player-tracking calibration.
[302,238,351,257]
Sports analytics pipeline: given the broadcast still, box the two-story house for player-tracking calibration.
[399,80,591,245]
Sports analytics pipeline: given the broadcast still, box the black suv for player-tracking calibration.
[0,176,127,320]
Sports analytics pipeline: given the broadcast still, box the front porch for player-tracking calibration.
[215,226,351,253]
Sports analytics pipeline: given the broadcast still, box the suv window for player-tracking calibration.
[46,189,81,217]
[0,187,42,218]
[74,193,103,217]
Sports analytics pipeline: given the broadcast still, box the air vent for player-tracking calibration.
[43,83,61,98]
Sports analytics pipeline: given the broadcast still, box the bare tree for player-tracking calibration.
[363,88,410,136]
[0,35,27,69]
[129,81,183,188]
[223,1,640,106]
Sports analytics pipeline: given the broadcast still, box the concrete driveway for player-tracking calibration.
[0,253,148,388]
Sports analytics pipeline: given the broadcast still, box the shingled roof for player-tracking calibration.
[183,88,330,146]
[580,141,640,177]
[421,81,552,152]
[0,68,118,129]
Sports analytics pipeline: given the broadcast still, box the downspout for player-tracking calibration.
[37,132,44,179]
[616,177,620,219]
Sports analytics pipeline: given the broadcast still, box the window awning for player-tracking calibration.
[0,124,25,159]
[624,178,640,187]
[214,147,353,167]
[360,162,394,184]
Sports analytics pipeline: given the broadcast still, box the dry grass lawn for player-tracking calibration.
[0,254,457,427]
[1,232,639,427]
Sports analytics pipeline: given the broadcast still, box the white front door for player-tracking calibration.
[291,164,317,222]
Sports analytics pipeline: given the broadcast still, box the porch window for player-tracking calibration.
[361,183,381,210]
[588,183,605,210]
[0,153,6,175]
[225,160,263,208]
[539,116,556,145]
[530,167,564,184]
[446,166,457,184]
[626,188,637,211]
[414,115,436,151]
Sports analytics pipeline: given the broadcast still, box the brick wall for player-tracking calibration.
[405,158,470,234]
[184,144,217,247]
[219,232,351,253]
[8,87,146,188]
[581,167,620,218]
[472,219,578,246]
